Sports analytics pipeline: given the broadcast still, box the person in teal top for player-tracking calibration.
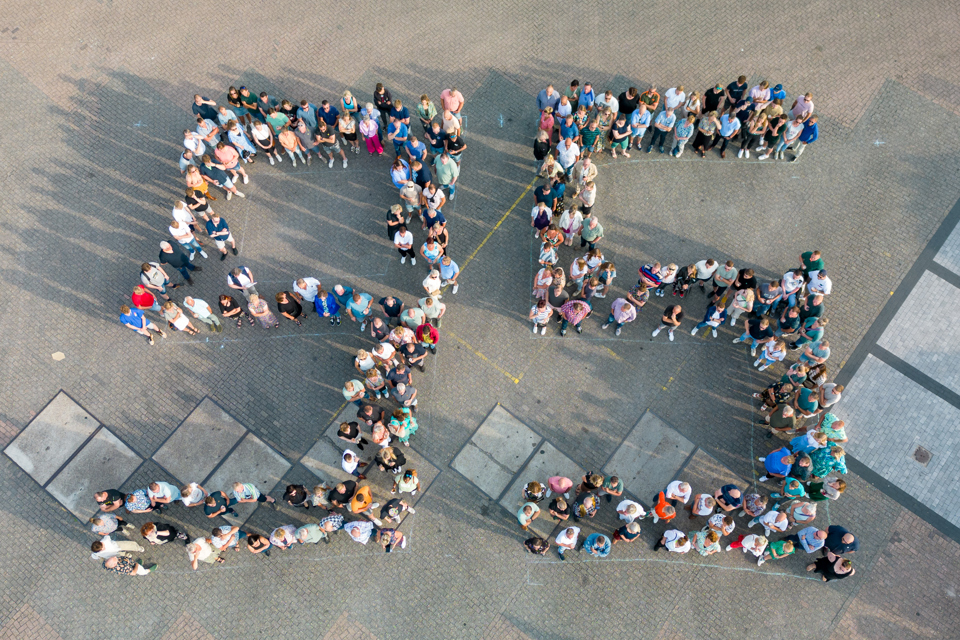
[780,363,808,386]
[794,387,819,418]
[817,413,848,444]
[790,317,826,349]
[582,533,611,558]
[810,446,847,479]
[772,478,808,500]
[690,529,721,556]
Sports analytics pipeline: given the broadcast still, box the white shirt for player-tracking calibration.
[807,271,832,295]
[596,95,619,113]
[169,224,193,244]
[665,87,686,110]
[557,141,580,168]
[172,203,195,226]
[791,95,814,119]
[694,260,718,280]
[665,480,691,503]
[90,535,121,559]
[183,135,205,155]
[341,449,359,474]
[740,534,767,557]
[423,274,442,293]
[663,529,691,553]
[616,499,645,522]
[147,481,177,502]
[293,277,321,302]
[394,230,413,247]
[782,271,804,294]
[181,483,204,506]
[759,511,788,533]
[189,537,215,561]
[228,271,253,288]
[555,527,581,548]
[374,343,397,361]
[183,298,212,318]
[692,494,713,516]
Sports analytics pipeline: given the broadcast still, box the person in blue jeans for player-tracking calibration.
[691,301,727,338]
[753,280,783,316]
[790,317,827,350]
[733,317,775,356]
[387,119,408,156]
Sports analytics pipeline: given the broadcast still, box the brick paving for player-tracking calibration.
[1,1,960,639]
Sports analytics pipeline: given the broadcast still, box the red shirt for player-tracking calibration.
[131,290,156,309]
[415,323,439,345]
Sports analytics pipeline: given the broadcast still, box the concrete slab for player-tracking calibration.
[497,442,585,539]
[602,412,696,505]
[45,429,142,520]
[451,405,542,499]
[204,433,291,526]
[677,449,749,497]
[152,398,247,484]
[5,392,99,486]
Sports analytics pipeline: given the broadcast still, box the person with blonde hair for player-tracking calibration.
[247,293,278,329]
[231,481,276,507]
[338,112,360,154]
[758,539,794,566]
[162,301,200,335]
[186,538,223,569]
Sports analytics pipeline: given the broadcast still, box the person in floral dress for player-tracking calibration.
[248,293,278,328]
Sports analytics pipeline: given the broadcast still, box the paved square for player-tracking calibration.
[152,398,247,484]
[4,392,99,486]
[836,354,960,526]
[603,411,696,505]
[676,449,749,500]
[45,428,141,520]
[934,222,960,276]
[877,270,960,395]
[451,405,542,500]
[497,441,585,538]
[203,432,291,526]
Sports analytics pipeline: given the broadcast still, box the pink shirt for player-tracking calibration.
[790,96,814,119]
[440,89,464,113]
[548,476,573,493]
[214,145,240,169]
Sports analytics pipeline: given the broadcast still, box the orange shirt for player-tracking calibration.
[654,491,675,521]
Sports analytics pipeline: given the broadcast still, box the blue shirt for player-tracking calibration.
[346,293,373,318]
[559,122,579,140]
[332,286,353,308]
[390,122,408,141]
[655,111,676,129]
[765,447,793,476]
[318,105,340,127]
[439,259,460,280]
[315,292,340,316]
[404,140,427,161]
[630,109,651,130]
[199,162,229,184]
[205,217,229,237]
[537,89,560,112]
[426,129,448,150]
[297,103,318,129]
[579,89,595,110]
[798,527,824,553]
[701,304,727,324]
[770,87,786,101]
[719,114,741,137]
[423,210,446,227]
[583,533,611,558]
[390,106,410,122]
[799,122,818,144]
[120,308,146,330]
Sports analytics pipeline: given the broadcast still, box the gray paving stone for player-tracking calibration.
[602,411,696,505]
[877,270,960,395]
[676,448,749,498]
[451,405,541,499]
[203,433,291,526]
[497,441,585,538]
[4,392,99,486]
[45,428,142,520]
[934,222,960,276]
[836,354,960,528]
[151,398,247,484]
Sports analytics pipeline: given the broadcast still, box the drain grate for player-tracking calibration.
[913,446,932,465]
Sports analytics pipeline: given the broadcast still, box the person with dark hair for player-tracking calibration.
[524,536,550,555]
[283,484,312,509]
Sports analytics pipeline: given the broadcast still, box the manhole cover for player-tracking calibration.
[913,446,932,465]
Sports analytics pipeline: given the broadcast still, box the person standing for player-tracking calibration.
[89,512,136,538]
[671,114,696,157]
[140,522,189,546]
[654,530,691,554]
[158,241,200,284]
[275,292,305,327]
[120,305,166,345]
[601,298,636,336]
[647,108,676,153]
[183,297,222,333]
[652,304,683,341]
[227,266,258,301]
[715,109,742,158]
[690,301,727,338]
[162,302,200,335]
[204,213,236,261]
[791,115,818,162]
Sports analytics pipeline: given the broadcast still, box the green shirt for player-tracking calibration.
[801,251,824,275]
[434,156,460,185]
[266,113,290,134]
[768,539,795,558]
[417,102,438,123]
[581,223,604,242]
[602,476,623,492]
[581,128,601,146]
[296,524,325,544]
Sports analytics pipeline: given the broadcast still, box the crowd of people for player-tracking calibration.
[522,78,852,582]
[105,82,471,574]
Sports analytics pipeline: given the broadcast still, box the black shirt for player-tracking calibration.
[799,299,824,320]
[203,492,229,516]
[219,296,241,314]
[549,498,570,517]
[401,343,426,361]
[328,481,357,506]
[381,498,404,520]
[445,136,465,153]
[379,297,404,317]
[825,525,859,554]
[413,164,432,189]
[338,421,361,439]
[735,269,758,291]
[192,102,218,121]
[374,89,393,113]
[277,297,302,317]
[676,266,695,284]
[663,305,683,324]
[185,194,209,213]
[370,321,390,342]
[534,139,551,160]
[357,405,386,425]
[284,485,308,506]
[386,367,412,386]
[425,129,447,149]
[376,448,406,470]
[548,288,569,309]
[703,87,724,112]
[153,523,178,541]
[747,318,774,340]
[617,92,639,115]
[159,245,191,269]
[96,489,125,509]
[726,81,747,102]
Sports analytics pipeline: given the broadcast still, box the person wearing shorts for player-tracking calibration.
[205,213,236,260]
[238,86,262,123]
[250,121,282,165]
[317,121,347,168]
[162,301,199,335]
[609,113,631,158]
